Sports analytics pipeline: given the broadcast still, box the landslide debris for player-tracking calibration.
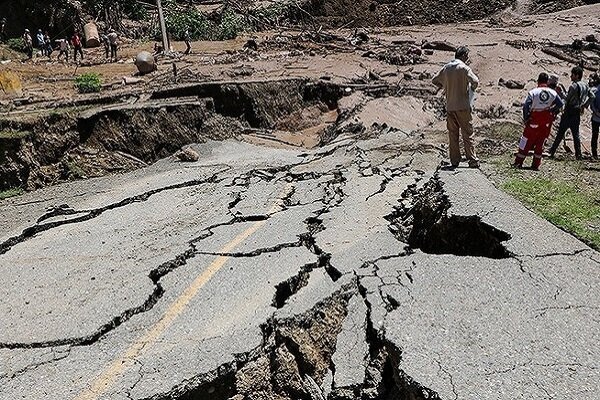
[0,79,342,192]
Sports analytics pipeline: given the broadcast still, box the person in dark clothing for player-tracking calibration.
[44,31,53,60]
[548,66,595,159]
[101,33,110,59]
[0,18,7,42]
[184,29,191,55]
[590,73,600,159]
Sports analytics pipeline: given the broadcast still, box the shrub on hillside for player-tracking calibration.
[6,38,25,53]
[161,0,248,41]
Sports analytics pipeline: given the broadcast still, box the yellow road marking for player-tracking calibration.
[75,184,292,400]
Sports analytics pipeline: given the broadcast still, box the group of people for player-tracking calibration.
[433,46,600,171]
[21,28,119,63]
[516,67,599,169]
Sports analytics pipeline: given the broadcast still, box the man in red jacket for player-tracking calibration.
[514,72,563,170]
[71,32,84,62]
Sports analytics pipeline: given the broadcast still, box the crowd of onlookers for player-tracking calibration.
[20,28,119,63]
[0,17,120,64]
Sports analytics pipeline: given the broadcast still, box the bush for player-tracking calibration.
[216,8,249,40]
[161,0,248,41]
[75,73,102,93]
[6,38,25,53]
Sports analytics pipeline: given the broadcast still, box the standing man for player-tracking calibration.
[36,29,45,56]
[108,29,118,62]
[432,46,480,168]
[22,29,33,60]
[101,32,110,59]
[514,73,563,170]
[184,28,191,55]
[0,18,7,42]
[71,32,84,62]
[548,73,573,153]
[590,73,600,159]
[548,66,595,159]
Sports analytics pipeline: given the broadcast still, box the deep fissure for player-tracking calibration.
[387,176,512,259]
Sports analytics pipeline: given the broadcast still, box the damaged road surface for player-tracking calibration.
[1,129,599,400]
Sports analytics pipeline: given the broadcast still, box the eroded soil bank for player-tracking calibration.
[0,79,343,191]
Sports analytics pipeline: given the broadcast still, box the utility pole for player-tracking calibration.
[156,0,170,52]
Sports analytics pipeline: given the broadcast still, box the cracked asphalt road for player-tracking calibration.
[1,132,598,400]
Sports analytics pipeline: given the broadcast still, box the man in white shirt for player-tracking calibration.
[432,46,480,168]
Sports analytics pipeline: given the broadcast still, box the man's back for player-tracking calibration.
[433,59,479,112]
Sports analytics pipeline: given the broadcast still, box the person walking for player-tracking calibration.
[71,32,84,62]
[548,66,595,159]
[57,36,70,62]
[590,73,600,159]
[22,29,33,60]
[432,46,480,168]
[44,31,53,60]
[108,29,118,62]
[514,73,563,170]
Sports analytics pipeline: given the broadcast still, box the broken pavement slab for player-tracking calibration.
[378,169,600,399]
[330,293,369,394]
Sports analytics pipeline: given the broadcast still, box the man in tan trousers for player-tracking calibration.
[432,46,480,168]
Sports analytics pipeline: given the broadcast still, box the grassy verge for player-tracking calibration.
[0,130,32,139]
[501,177,600,250]
[0,187,24,200]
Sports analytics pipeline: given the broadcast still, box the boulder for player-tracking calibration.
[134,51,156,75]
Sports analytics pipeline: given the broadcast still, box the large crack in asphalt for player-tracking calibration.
[386,174,512,259]
[129,168,456,400]
[0,172,226,256]
[0,161,350,351]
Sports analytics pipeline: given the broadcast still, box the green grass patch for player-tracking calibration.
[502,178,600,250]
[0,129,32,139]
[485,121,521,141]
[0,187,24,200]
[75,73,102,94]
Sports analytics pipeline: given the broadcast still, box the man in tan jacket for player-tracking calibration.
[432,46,480,168]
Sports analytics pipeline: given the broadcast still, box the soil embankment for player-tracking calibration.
[0,79,343,191]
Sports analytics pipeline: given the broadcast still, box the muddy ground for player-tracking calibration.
[2,3,600,193]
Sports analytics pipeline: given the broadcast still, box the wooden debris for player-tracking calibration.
[422,40,457,52]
